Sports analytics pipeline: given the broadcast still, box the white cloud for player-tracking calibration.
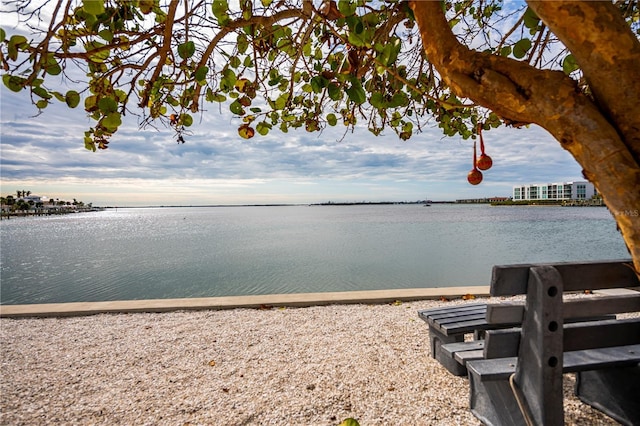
[1,78,583,206]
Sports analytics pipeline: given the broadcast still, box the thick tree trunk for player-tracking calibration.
[409,1,640,274]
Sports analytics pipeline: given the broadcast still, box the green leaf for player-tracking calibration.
[83,0,105,16]
[98,97,118,114]
[513,38,531,59]
[389,92,409,108]
[370,92,385,109]
[181,114,193,126]
[8,35,27,61]
[256,121,272,135]
[230,99,245,115]
[36,99,48,109]
[523,7,540,30]
[339,419,360,426]
[338,0,357,17]
[84,95,97,111]
[237,34,249,54]
[43,54,62,76]
[212,93,226,102]
[138,0,154,14]
[32,86,51,99]
[310,75,328,93]
[194,66,209,82]
[326,113,337,126]
[0,28,5,42]
[345,80,366,105]
[2,74,25,92]
[211,0,231,26]
[220,68,237,92]
[274,93,289,110]
[52,91,65,102]
[98,29,113,42]
[327,83,342,101]
[65,90,80,108]
[85,137,96,152]
[9,34,27,47]
[102,112,122,132]
[562,54,579,75]
[379,38,400,67]
[85,41,109,63]
[178,41,196,59]
[500,46,511,57]
[229,56,241,68]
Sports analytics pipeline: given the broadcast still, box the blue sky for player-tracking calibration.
[1,82,584,206]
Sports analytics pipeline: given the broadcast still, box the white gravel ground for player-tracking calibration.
[0,298,621,425]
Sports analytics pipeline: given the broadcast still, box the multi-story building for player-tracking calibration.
[513,181,596,201]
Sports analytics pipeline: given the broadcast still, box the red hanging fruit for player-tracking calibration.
[468,141,483,185]
[476,124,493,171]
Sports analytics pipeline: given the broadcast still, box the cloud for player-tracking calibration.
[1,81,583,206]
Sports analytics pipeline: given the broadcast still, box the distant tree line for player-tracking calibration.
[1,190,92,214]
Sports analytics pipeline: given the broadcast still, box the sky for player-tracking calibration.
[0,1,584,207]
[0,82,584,207]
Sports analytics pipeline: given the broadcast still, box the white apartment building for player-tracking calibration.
[513,181,596,201]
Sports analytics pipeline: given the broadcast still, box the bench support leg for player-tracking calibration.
[471,266,566,425]
[575,366,640,426]
[512,265,565,425]
[428,326,467,376]
[469,370,528,426]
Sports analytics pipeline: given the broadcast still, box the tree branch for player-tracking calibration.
[527,0,640,163]
[409,0,640,273]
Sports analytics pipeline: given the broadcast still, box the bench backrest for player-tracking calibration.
[485,260,640,357]
[485,294,640,325]
[490,259,638,296]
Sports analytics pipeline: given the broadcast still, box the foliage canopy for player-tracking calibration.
[6,0,635,150]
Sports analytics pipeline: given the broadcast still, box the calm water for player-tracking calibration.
[0,204,629,305]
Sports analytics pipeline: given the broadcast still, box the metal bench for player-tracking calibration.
[466,259,640,426]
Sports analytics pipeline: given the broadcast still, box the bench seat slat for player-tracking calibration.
[441,340,485,356]
[427,310,486,326]
[418,304,485,321]
[468,344,640,381]
[455,349,484,365]
[438,318,492,334]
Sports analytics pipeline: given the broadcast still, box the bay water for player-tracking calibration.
[0,204,629,305]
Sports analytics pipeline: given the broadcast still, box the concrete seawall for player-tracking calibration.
[0,286,490,318]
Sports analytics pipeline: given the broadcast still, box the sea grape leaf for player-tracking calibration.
[102,112,122,132]
[83,0,105,16]
[562,54,579,75]
[345,79,366,104]
[513,38,531,59]
[178,41,196,59]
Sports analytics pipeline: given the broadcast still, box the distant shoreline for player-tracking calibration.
[0,207,104,220]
